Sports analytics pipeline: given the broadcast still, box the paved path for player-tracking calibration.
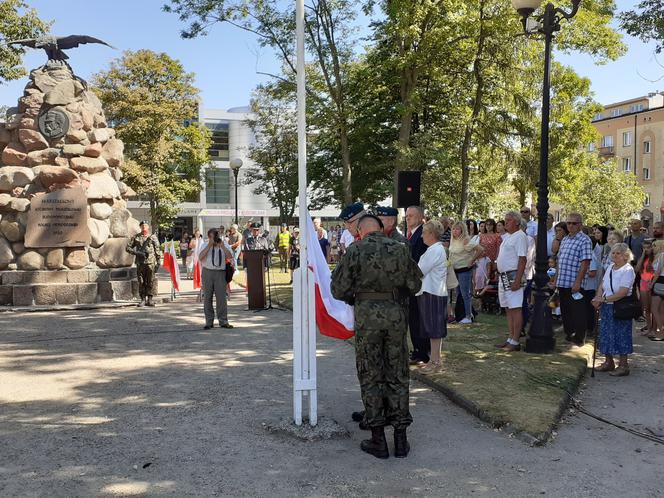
[0,290,662,497]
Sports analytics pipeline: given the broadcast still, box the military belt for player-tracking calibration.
[355,291,397,301]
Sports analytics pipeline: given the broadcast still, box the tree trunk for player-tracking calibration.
[339,120,353,204]
[458,0,487,219]
[150,198,158,232]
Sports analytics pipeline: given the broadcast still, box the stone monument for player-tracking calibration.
[0,53,141,306]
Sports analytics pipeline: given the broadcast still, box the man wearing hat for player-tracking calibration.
[339,202,365,253]
[126,220,163,307]
[242,222,271,270]
[376,206,407,244]
[277,224,291,273]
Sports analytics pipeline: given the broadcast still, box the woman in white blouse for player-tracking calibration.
[591,243,636,377]
[417,221,448,374]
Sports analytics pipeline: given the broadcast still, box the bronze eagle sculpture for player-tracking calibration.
[8,35,115,62]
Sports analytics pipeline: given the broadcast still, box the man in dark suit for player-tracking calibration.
[405,205,430,364]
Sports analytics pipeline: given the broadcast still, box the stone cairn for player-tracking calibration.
[0,64,141,306]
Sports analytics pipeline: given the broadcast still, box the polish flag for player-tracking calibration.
[163,241,181,291]
[305,212,354,339]
[192,237,203,290]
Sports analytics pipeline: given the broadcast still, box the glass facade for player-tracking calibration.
[206,168,231,204]
[206,122,230,161]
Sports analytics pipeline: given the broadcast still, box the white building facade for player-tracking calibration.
[128,105,338,239]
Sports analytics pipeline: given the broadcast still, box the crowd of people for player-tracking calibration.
[322,202,660,459]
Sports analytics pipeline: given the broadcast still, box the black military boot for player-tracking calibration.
[394,428,410,458]
[360,427,389,459]
[351,410,364,422]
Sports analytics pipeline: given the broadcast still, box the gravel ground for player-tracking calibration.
[0,289,662,497]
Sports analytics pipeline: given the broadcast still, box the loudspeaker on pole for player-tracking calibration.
[397,171,421,208]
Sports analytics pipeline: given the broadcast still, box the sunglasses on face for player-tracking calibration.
[520,210,530,214]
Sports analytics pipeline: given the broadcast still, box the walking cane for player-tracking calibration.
[591,307,600,378]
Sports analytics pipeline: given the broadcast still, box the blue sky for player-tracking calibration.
[0,0,660,110]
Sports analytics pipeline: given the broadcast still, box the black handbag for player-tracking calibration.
[225,262,235,283]
[609,269,641,321]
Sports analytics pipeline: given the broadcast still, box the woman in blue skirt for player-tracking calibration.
[592,243,636,377]
[416,221,448,375]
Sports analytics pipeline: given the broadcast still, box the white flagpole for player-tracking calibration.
[293,0,317,426]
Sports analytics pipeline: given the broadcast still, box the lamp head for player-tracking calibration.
[229,158,243,171]
[512,0,542,19]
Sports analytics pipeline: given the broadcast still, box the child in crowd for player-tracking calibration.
[547,255,561,318]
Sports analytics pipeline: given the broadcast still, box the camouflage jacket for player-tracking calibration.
[387,228,408,245]
[126,234,162,267]
[331,231,422,307]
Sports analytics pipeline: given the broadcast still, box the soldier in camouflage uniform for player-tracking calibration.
[331,214,422,459]
[376,206,408,244]
[126,221,162,307]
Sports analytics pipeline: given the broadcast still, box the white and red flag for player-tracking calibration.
[163,241,181,292]
[305,212,354,339]
[192,238,203,290]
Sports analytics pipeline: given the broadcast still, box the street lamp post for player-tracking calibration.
[512,0,581,354]
[229,158,243,225]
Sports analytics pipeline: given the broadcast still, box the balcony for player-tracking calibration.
[598,146,615,157]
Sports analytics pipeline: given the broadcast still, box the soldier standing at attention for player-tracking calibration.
[126,221,162,307]
[376,206,408,244]
[331,215,422,459]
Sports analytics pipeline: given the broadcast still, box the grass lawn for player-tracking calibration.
[233,258,589,442]
[425,314,590,441]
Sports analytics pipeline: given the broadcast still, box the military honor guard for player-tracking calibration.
[126,221,163,307]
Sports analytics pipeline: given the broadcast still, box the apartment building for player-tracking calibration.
[128,105,337,238]
[592,92,664,230]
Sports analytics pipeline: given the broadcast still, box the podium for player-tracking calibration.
[244,249,266,310]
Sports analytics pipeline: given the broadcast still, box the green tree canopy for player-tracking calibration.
[553,156,645,227]
[0,0,50,83]
[92,50,211,229]
[620,0,664,53]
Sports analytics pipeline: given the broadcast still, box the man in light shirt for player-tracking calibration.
[199,228,234,330]
[546,214,556,256]
[495,211,528,352]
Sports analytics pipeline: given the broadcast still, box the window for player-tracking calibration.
[644,141,651,154]
[602,135,614,147]
[644,167,651,180]
[622,157,631,172]
[594,113,603,121]
[205,168,231,204]
[645,193,651,207]
[588,142,596,152]
[630,103,644,113]
[623,131,632,147]
[206,122,229,161]
[611,109,622,117]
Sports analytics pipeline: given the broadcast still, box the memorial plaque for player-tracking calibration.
[25,187,91,248]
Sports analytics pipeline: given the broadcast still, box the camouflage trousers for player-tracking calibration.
[137,264,158,298]
[354,319,413,429]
